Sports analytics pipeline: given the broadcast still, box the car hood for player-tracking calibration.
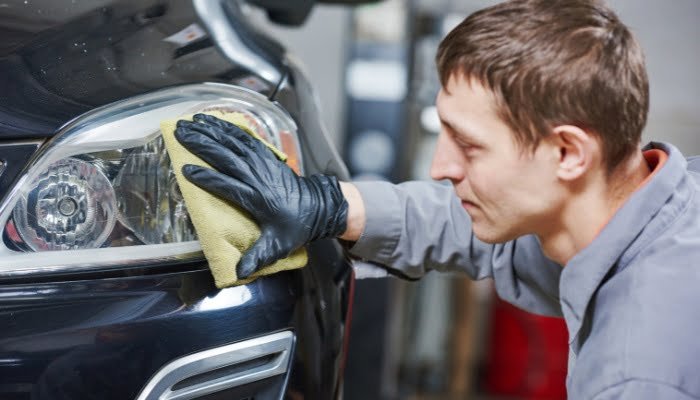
[0,0,285,138]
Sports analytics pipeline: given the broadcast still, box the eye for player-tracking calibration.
[456,139,473,150]
[450,131,475,151]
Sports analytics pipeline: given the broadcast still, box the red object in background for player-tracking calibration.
[482,297,568,400]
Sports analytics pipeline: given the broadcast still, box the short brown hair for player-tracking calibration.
[436,0,649,172]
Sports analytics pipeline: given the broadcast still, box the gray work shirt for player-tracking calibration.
[349,142,700,399]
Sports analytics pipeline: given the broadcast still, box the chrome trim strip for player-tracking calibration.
[0,242,204,277]
[136,331,294,400]
[193,0,282,85]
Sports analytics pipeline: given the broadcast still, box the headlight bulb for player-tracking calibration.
[12,158,117,251]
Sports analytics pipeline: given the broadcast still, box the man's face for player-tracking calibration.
[431,75,561,243]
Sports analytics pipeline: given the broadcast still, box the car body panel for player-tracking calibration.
[0,239,352,399]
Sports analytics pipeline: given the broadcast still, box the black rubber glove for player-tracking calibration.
[175,114,348,279]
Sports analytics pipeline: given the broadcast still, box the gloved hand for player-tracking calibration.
[175,114,348,279]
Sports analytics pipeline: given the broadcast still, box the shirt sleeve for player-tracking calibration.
[591,380,697,400]
[349,180,563,317]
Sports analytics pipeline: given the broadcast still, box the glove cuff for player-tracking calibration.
[308,174,349,241]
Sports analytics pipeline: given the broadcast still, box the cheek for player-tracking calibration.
[470,159,539,215]
[498,161,554,213]
[466,158,513,203]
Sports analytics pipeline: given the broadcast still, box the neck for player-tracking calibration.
[538,151,651,266]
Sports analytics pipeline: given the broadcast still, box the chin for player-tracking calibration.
[472,226,518,244]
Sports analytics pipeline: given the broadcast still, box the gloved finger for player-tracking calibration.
[176,121,252,159]
[180,120,278,166]
[190,113,243,133]
[192,113,235,130]
[236,232,286,279]
[182,165,262,217]
[191,114,273,157]
[176,127,260,185]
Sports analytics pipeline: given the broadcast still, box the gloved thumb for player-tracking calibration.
[236,232,285,279]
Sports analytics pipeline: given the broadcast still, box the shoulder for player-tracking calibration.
[590,379,700,400]
[574,245,700,398]
[687,155,700,171]
[687,155,700,185]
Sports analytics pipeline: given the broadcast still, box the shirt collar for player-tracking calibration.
[559,142,689,348]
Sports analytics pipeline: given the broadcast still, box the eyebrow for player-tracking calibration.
[439,116,481,144]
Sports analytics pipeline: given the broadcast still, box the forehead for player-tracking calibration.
[436,75,511,141]
[437,75,497,116]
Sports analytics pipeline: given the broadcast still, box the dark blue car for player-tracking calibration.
[0,1,356,398]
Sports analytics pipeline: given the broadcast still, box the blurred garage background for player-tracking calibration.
[255,1,700,399]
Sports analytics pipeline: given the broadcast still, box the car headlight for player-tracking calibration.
[0,83,303,275]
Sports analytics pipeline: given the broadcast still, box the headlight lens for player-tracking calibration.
[0,84,303,275]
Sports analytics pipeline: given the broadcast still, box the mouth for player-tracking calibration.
[461,200,478,212]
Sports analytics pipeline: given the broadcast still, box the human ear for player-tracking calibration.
[550,125,596,181]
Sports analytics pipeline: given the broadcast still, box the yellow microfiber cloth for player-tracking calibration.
[161,110,308,288]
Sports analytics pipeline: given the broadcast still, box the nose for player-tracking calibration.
[429,131,465,183]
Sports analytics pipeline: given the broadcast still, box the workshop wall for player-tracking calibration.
[254,5,352,152]
[608,0,700,154]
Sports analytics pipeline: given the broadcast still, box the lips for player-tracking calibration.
[454,188,478,211]
[461,200,478,212]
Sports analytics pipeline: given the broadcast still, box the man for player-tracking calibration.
[175,0,700,398]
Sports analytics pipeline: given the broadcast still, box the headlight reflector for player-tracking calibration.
[13,157,117,251]
[112,136,197,246]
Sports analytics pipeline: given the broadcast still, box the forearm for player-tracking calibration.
[339,180,563,316]
[348,180,480,277]
[338,182,365,242]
